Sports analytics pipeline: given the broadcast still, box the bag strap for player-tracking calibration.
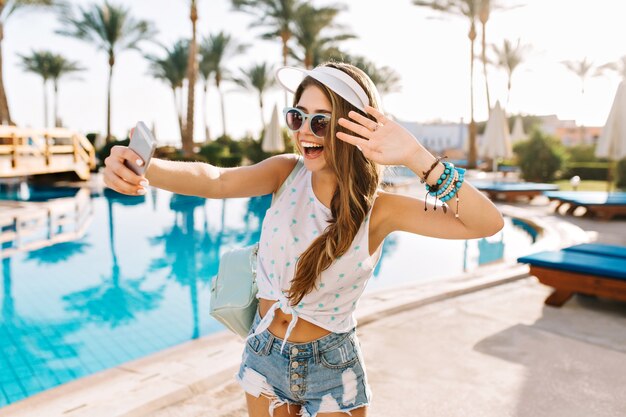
[271,155,304,205]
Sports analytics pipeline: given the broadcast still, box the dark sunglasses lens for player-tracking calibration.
[311,116,329,137]
[286,110,303,131]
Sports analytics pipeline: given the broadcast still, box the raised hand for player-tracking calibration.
[336,105,422,167]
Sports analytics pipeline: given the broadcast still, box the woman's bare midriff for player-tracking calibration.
[259,298,331,342]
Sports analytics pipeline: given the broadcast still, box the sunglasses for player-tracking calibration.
[283,107,331,138]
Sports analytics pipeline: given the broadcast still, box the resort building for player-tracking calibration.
[397,119,468,156]
[535,115,603,147]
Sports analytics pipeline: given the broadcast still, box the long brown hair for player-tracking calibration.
[287,62,382,306]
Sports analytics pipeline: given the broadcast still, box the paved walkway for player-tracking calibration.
[150,194,626,417]
[152,278,626,417]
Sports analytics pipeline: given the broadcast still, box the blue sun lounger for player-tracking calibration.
[543,191,626,220]
[562,243,626,259]
[474,182,559,202]
[517,249,626,306]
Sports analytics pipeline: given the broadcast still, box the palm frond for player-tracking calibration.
[48,54,84,82]
[199,31,248,84]
[57,1,156,56]
[18,49,56,81]
[145,39,189,90]
[490,38,530,76]
[1,0,61,23]
[596,56,626,79]
[236,62,276,95]
[291,2,354,68]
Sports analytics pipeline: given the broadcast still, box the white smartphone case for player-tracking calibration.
[125,121,156,175]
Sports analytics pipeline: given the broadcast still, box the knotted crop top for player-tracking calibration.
[247,157,384,352]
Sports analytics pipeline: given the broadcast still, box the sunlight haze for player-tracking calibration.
[5,0,625,142]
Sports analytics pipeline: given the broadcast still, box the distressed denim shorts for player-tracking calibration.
[236,308,372,417]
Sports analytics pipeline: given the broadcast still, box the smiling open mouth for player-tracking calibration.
[302,143,324,158]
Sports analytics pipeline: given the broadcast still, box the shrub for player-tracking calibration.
[85,133,98,147]
[168,153,208,163]
[617,158,626,189]
[561,144,610,181]
[513,129,566,182]
[239,128,296,164]
[197,137,242,167]
[239,134,272,164]
[198,142,228,165]
[215,134,243,156]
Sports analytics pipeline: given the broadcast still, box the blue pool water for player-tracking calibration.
[0,185,535,407]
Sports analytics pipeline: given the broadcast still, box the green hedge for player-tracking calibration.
[617,159,626,188]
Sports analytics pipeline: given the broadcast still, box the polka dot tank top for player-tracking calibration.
[247,156,384,352]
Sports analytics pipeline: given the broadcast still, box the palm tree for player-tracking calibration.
[490,38,530,107]
[349,55,402,98]
[19,50,54,127]
[562,58,597,102]
[146,40,189,140]
[200,32,248,137]
[562,57,599,143]
[183,0,199,156]
[413,0,480,168]
[0,0,59,125]
[231,0,302,105]
[198,39,216,141]
[291,3,354,70]
[48,54,83,127]
[479,1,521,114]
[58,1,155,142]
[478,0,491,112]
[597,56,626,80]
[233,62,276,127]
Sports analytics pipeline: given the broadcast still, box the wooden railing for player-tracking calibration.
[0,188,93,259]
[0,126,96,180]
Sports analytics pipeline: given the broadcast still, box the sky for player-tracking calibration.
[4,0,626,144]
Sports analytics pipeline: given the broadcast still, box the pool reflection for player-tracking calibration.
[0,187,536,406]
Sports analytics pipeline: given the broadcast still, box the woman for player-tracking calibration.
[104,62,504,417]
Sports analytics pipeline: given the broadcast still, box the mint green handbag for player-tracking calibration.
[209,158,304,338]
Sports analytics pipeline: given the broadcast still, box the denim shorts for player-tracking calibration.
[236,308,372,417]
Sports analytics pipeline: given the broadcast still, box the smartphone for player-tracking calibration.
[124,121,156,176]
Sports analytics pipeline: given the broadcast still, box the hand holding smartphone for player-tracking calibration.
[124,121,156,176]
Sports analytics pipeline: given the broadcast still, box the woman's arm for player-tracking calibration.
[336,105,504,240]
[375,147,504,240]
[405,145,504,237]
[103,145,298,199]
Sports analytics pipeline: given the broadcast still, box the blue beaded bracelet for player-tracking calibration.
[440,170,460,200]
[425,161,454,193]
[422,163,465,219]
[442,170,465,202]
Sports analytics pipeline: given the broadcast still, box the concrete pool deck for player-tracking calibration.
[2,188,625,416]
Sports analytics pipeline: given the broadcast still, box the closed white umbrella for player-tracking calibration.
[262,104,285,153]
[596,80,626,191]
[480,101,513,172]
[596,80,626,159]
[510,116,526,143]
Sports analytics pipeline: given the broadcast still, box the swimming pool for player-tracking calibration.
[0,185,535,406]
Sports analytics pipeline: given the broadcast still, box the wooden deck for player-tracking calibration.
[0,125,96,180]
[0,188,93,259]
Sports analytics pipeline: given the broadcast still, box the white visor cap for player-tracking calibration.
[275,66,370,112]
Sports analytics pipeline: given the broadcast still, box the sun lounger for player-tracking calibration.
[474,182,559,202]
[542,191,626,220]
[517,250,626,306]
[562,243,626,259]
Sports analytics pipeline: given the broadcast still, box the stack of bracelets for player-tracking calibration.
[420,155,466,218]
